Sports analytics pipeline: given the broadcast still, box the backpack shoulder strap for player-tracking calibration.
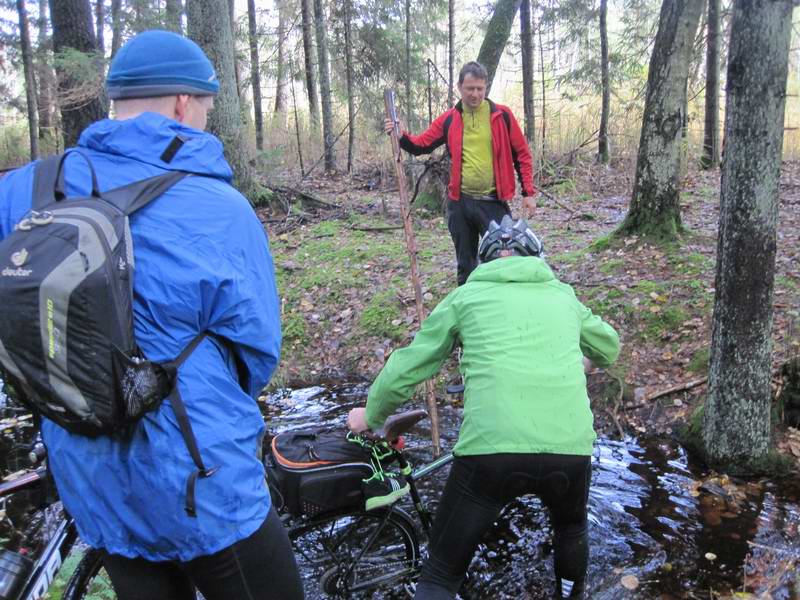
[501,109,511,134]
[161,332,243,518]
[31,154,64,210]
[33,150,103,209]
[102,171,190,216]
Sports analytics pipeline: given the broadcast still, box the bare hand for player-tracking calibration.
[384,118,399,135]
[348,407,370,433]
[583,357,594,373]
[521,196,536,218]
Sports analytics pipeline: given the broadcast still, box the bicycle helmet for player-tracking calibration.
[478,215,543,262]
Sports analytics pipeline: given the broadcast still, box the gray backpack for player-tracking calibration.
[0,150,215,516]
[0,149,188,433]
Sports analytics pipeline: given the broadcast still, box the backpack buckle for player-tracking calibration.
[200,466,219,478]
[15,211,53,231]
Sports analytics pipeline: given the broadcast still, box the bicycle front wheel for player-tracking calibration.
[62,548,115,600]
[290,507,420,598]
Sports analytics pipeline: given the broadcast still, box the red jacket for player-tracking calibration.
[399,100,535,201]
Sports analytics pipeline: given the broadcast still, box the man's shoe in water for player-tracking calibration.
[363,475,410,511]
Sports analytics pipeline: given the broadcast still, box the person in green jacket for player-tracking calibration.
[348,216,620,600]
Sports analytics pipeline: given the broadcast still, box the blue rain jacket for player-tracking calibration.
[0,113,281,561]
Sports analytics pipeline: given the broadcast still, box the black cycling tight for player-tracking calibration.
[101,505,303,600]
[414,453,591,600]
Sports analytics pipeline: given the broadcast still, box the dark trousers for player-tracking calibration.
[447,195,511,285]
[101,505,303,600]
[415,453,591,600]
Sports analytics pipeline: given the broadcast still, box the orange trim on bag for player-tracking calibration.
[271,435,337,469]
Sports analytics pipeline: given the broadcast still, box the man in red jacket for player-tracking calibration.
[386,61,536,285]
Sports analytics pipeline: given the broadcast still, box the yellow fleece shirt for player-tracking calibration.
[460,100,495,196]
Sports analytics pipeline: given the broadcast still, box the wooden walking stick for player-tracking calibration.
[383,88,441,456]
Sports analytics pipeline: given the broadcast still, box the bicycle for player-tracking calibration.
[275,409,455,598]
[0,433,112,600]
[0,411,448,600]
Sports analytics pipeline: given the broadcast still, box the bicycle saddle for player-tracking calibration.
[376,409,428,442]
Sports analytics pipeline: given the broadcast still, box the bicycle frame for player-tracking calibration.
[0,468,79,600]
[394,448,455,536]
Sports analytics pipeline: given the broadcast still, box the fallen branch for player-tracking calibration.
[538,188,577,214]
[624,377,709,410]
[351,224,404,232]
[270,186,340,211]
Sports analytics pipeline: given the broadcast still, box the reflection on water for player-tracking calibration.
[263,385,800,600]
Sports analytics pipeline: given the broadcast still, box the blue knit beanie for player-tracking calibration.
[106,30,219,100]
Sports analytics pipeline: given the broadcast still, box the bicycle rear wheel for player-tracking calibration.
[290,507,420,598]
[62,548,115,600]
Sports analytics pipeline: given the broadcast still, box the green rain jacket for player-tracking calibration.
[365,256,620,457]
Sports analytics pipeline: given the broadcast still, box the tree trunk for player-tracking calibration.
[598,0,610,163]
[300,0,319,131]
[49,0,107,148]
[520,0,535,146]
[615,0,704,240]
[476,0,522,92]
[274,0,288,117]
[405,0,413,127]
[17,0,40,160]
[700,0,720,169]
[36,0,56,145]
[344,0,355,172]
[132,0,148,32]
[187,0,258,201]
[313,0,335,172]
[538,14,546,162]
[95,0,104,55]
[110,0,122,58]
[701,0,792,474]
[247,0,263,150]
[228,0,243,99]
[165,0,182,33]
[448,0,454,107]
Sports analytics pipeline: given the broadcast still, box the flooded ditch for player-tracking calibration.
[0,381,798,599]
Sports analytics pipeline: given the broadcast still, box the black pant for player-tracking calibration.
[101,506,303,600]
[415,453,591,600]
[447,195,511,285]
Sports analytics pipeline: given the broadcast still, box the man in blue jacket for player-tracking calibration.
[0,31,301,599]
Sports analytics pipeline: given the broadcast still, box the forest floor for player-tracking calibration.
[258,156,800,471]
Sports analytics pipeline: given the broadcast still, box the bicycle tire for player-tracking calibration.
[290,507,420,598]
[62,548,116,600]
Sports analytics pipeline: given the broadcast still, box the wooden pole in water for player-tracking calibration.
[383,88,441,456]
